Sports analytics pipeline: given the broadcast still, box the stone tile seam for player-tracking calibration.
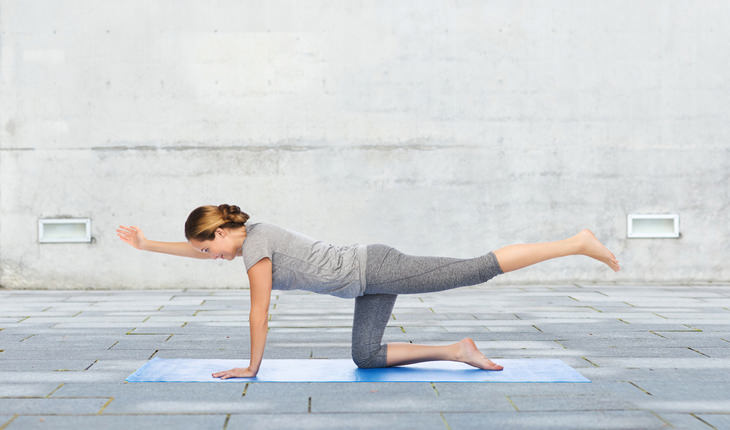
[690,413,719,430]
[626,381,653,396]
[439,411,452,430]
[504,395,520,411]
[46,384,64,397]
[0,415,18,430]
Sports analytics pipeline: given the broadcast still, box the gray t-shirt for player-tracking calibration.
[241,222,368,299]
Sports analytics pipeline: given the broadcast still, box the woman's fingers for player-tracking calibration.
[116,228,131,238]
[212,368,241,379]
[116,226,141,238]
[116,226,142,249]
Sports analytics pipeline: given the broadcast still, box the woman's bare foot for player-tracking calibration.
[455,338,503,371]
[576,229,620,272]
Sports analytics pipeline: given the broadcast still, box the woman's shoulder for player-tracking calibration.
[246,222,315,241]
[246,221,279,231]
[245,221,287,237]
[242,223,294,254]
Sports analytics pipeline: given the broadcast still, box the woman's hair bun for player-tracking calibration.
[185,204,251,241]
[218,203,239,216]
[218,204,250,225]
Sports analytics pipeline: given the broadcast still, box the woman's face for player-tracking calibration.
[189,228,243,261]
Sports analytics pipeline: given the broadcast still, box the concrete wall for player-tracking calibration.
[1,0,728,289]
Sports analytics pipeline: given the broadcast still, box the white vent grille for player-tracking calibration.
[627,214,679,238]
[39,218,91,243]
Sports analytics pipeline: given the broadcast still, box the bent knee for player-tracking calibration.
[352,345,385,369]
[351,351,377,369]
[352,357,377,369]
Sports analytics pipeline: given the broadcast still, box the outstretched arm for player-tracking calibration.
[212,257,273,379]
[116,225,211,259]
[246,257,273,372]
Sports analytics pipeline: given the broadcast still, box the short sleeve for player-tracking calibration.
[242,226,273,271]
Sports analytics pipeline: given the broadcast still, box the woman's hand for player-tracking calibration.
[212,367,257,379]
[116,225,147,250]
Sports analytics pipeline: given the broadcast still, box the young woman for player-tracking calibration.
[116,204,620,379]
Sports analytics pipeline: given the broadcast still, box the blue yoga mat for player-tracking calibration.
[126,358,590,383]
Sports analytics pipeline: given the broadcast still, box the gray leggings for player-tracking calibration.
[351,244,504,368]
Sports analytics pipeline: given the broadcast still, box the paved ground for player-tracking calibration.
[1,283,729,429]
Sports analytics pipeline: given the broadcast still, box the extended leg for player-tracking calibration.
[363,245,503,296]
[493,229,620,273]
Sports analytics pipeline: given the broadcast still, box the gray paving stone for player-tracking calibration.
[0,398,109,414]
[582,366,730,383]
[488,350,583,358]
[2,285,730,426]
[152,349,254,359]
[506,393,638,411]
[0,360,97,371]
[7,415,226,430]
[472,340,567,350]
[587,357,730,369]
[410,332,553,342]
[442,411,668,429]
[634,399,730,414]
[0,384,60,397]
[106,336,176,349]
[0,349,157,360]
[564,336,730,349]
[101,394,306,414]
[52,381,252,399]
[226,412,445,429]
[52,322,156,328]
[696,413,730,429]
[627,380,730,401]
[302,382,515,413]
[433,380,645,399]
[0,327,134,336]
[14,334,125,348]
[657,413,721,429]
[693,347,730,357]
[0,369,132,384]
[663,323,730,332]
[0,323,57,330]
[581,348,714,358]
[309,346,351,359]
[257,348,312,359]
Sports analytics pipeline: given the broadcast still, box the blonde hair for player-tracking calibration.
[184,204,250,241]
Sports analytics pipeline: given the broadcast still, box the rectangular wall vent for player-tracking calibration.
[627,214,679,238]
[39,218,91,243]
